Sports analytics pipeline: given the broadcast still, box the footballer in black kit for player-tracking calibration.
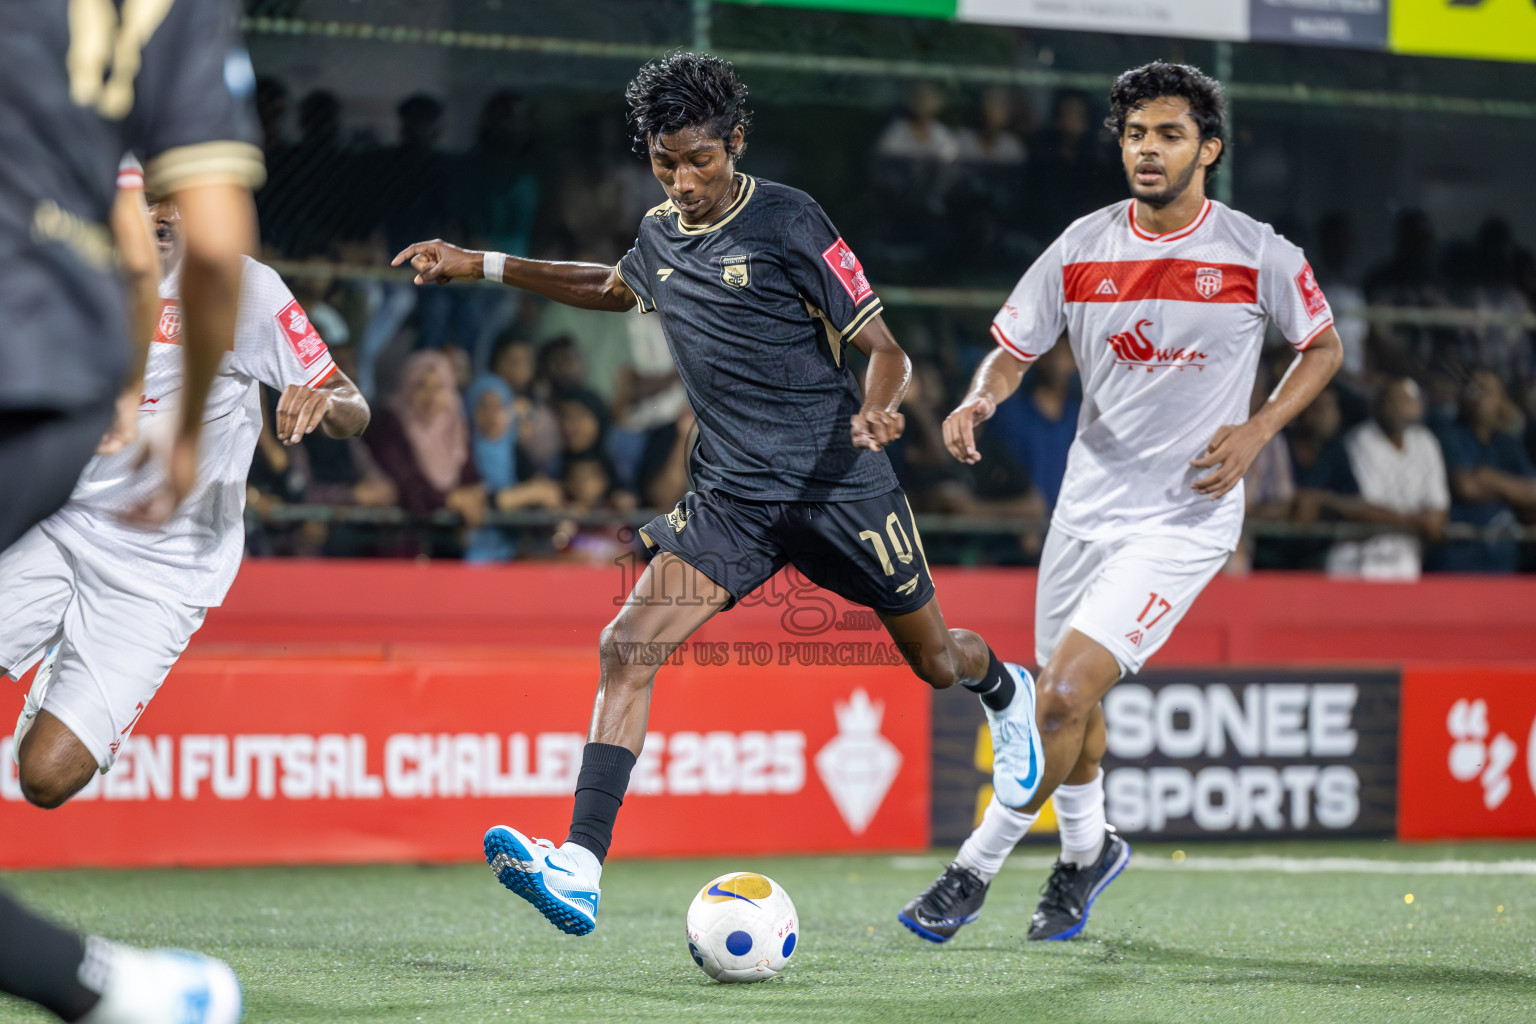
[619,173,932,613]
[396,52,1042,939]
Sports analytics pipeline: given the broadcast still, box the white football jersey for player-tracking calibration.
[992,198,1333,549]
[45,256,336,607]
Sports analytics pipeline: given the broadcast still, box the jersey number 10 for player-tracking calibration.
[66,0,174,120]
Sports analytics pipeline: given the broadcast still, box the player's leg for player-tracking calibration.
[897,529,1104,942]
[0,528,78,772]
[486,490,782,935]
[485,552,730,934]
[1022,535,1229,940]
[13,561,206,809]
[0,887,241,1024]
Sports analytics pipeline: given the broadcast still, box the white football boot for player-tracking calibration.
[483,825,602,935]
[985,662,1047,810]
[79,940,242,1024]
[12,644,60,765]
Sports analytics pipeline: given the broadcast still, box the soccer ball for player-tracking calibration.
[684,871,798,983]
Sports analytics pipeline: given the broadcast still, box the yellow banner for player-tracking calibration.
[1390,0,1536,63]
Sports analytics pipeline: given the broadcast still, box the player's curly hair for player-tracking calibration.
[1105,61,1227,180]
[625,52,752,158]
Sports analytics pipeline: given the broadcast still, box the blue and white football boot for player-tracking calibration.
[985,662,1046,810]
[484,825,602,935]
[79,941,242,1024]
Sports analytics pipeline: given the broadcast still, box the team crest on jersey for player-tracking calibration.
[1194,266,1222,300]
[665,502,693,534]
[1295,262,1328,318]
[1105,319,1209,372]
[276,299,327,367]
[155,299,181,344]
[720,255,751,290]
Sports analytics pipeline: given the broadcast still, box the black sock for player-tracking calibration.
[0,888,101,1021]
[565,742,638,864]
[962,647,1016,711]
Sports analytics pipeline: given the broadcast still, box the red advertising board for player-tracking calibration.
[1398,665,1536,840]
[0,650,929,868]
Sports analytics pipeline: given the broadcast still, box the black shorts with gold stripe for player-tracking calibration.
[637,485,936,616]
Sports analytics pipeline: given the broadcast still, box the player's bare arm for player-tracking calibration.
[391,238,638,312]
[274,368,371,446]
[100,185,159,455]
[124,183,257,527]
[943,347,1030,464]
[848,315,909,452]
[1190,326,1343,499]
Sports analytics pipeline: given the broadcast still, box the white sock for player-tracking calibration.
[1053,769,1107,867]
[953,794,1039,882]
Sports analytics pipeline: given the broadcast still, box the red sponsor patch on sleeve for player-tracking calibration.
[275,299,328,368]
[820,237,874,305]
[1295,262,1328,319]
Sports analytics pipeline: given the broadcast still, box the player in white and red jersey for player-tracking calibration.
[0,193,370,811]
[899,62,1342,945]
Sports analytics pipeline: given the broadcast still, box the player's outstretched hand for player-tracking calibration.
[276,384,334,446]
[1190,421,1272,500]
[942,396,996,465]
[391,239,479,285]
[852,409,904,451]
[95,389,142,455]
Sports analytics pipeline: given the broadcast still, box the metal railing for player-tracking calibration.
[240,14,1536,121]
[248,503,1536,544]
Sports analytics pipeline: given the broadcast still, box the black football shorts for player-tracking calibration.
[637,486,936,616]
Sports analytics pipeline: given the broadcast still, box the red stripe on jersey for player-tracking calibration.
[1063,259,1258,304]
[1293,318,1334,352]
[990,323,1037,362]
[117,169,144,191]
[304,359,338,389]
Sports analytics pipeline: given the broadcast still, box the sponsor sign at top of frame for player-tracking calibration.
[716,0,1536,62]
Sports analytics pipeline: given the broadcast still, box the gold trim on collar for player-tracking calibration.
[673,175,755,236]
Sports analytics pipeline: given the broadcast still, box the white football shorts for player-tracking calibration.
[1035,528,1230,675]
[0,526,206,770]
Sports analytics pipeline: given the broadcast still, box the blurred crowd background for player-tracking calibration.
[234,0,1536,575]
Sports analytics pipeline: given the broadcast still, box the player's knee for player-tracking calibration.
[597,620,660,687]
[1035,672,1096,736]
[908,646,959,690]
[17,755,92,810]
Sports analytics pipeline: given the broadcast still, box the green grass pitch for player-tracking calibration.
[3,840,1534,1023]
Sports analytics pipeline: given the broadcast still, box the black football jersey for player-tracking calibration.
[617,175,898,502]
[0,0,262,410]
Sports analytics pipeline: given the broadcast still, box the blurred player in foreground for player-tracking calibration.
[5,192,369,809]
[900,61,1342,943]
[0,0,266,1021]
[394,53,1044,937]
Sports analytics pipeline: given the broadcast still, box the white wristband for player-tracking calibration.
[483,251,507,283]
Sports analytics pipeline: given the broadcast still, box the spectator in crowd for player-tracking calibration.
[987,342,1078,511]
[955,85,1027,165]
[1329,377,1449,580]
[887,359,974,514]
[1313,213,1369,383]
[951,86,1031,277]
[1431,369,1536,572]
[1452,219,1535,387]
[875,80,960,163]
[365,351,487,541]
[1288,387,1360,569]
[1364,209,1447,375]
[261,89,358,260]
[1025,90,1113,240]
[491,333,564,482]
[462,374,562,562]
[1232,368,1297,574]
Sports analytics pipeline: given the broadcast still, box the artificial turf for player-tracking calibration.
[3,840,1533,1023]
